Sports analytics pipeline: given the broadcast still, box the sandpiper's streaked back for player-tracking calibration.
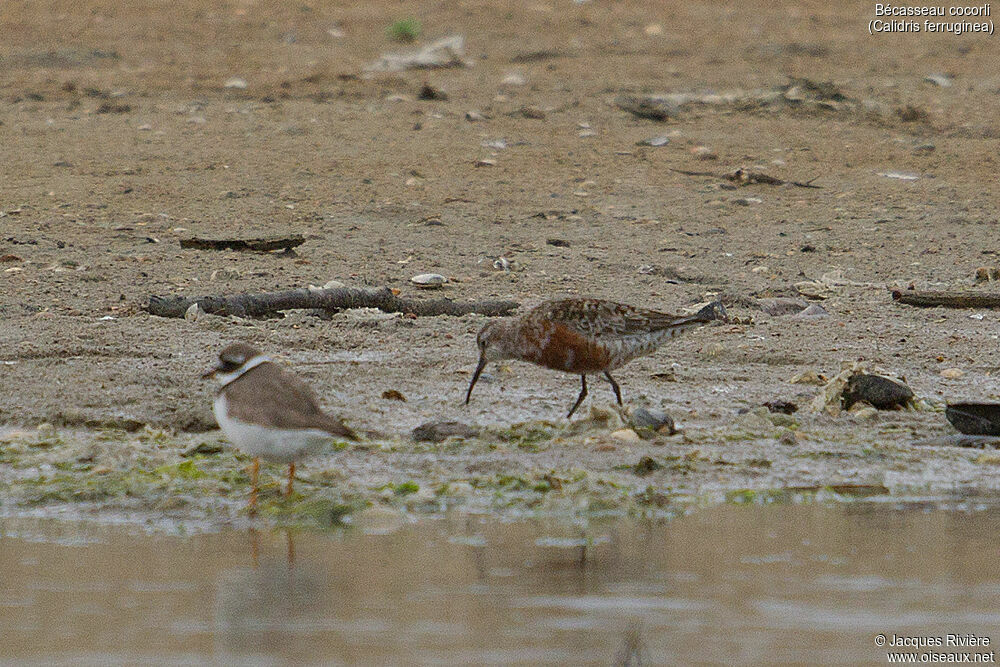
[203,342,357,509]
[466,298,727,417]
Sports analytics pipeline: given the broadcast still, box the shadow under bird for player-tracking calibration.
[466,298,728,417]
[203,342,357,509]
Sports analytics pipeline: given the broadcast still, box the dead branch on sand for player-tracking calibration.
[146,286,520,319]
[892,290,1000,309]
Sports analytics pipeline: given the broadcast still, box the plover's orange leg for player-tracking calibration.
[249,456,260,512]
[285,462,295,497]
[603,371,623,405]
[567,374,589,418]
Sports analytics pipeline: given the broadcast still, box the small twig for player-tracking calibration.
[671,167,821,189]
[179,235,306,252]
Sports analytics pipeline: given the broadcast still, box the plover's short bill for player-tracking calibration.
[466,298,727,417]
[203,342,357,509]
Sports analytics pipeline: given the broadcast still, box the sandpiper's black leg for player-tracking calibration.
[567,374,589,418]
[603,371,623,405]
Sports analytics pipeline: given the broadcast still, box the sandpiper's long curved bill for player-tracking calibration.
[465,356,488,405]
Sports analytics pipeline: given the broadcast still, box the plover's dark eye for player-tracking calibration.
[220,360,242,372]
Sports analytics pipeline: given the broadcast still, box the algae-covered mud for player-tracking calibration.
[1,402,997,530]
[4,0,1000,525]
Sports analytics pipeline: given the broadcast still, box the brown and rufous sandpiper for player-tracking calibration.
[466,298,727,417]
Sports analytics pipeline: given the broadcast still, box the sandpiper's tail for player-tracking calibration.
[693,300,727,323]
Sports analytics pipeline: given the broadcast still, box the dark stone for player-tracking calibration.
[842,374,914,410]
[946,403,1000,436]
[630,408,676,435]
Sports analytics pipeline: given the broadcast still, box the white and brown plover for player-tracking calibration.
[203,342,356,509]
[466,298,727,417]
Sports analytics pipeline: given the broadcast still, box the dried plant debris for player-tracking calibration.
[671,167,821,189]
[613,78,907,123]
[794,271,877,300]
[365,35,468,73]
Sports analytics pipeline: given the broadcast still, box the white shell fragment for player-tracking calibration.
[410,273,447,288]
[184,302,204,321]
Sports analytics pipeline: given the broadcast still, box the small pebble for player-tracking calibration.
[778,430,799,446]
[637,136,670,147]
[630,408,676,435]
[611,429,641,443]
[789,370,827,385]
[924,73,952,87]
[209,268,241,281]
[794,304,829,319]
[501,73,526,86]
[691,146,717,160]
[763,400,798,415]
[223,77,248,89]
[850,406,879,422]
[410,273,447,288]
[758,298,809,316]
[940,368,964,379]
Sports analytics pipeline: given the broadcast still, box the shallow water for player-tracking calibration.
[3,502,1000,665]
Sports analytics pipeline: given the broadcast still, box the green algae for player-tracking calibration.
[489,421,560,452]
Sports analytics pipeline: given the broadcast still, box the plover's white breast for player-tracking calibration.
[213,394,333,464]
